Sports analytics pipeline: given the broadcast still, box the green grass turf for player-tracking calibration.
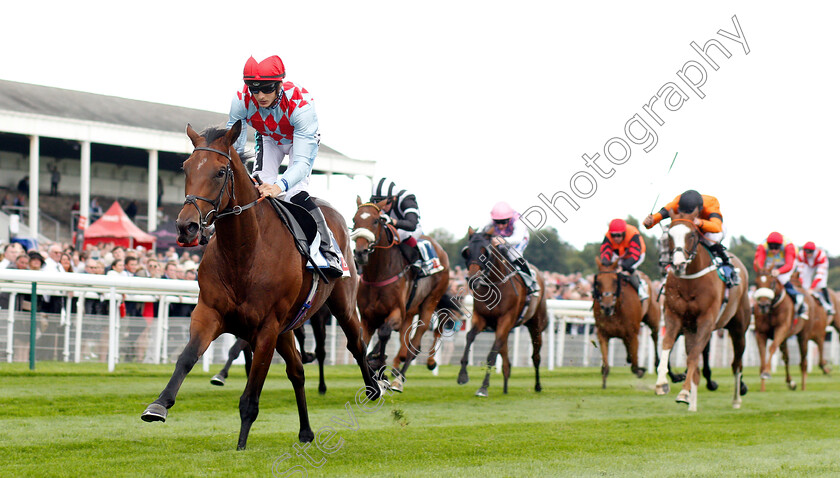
[1,362,838,477]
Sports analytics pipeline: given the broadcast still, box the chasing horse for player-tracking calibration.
[140,123,380,450]
[210,305,331,395]
[457,226,548,397]
[644,190,749,411]
[753,268,829,392]
[351,188,450,392]
[592,259,663,388]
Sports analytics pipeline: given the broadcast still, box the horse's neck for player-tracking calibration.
[215,175,263,263]
[686,244,713,274]
[365,236,406,281]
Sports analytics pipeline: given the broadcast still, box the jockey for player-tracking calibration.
[482,201,539,295]
[600,218,648,301]
[370,178,424,274]
[228,55,343,278]
[795,241,834,316]
[643,190,739,287]
[754,232,807,319]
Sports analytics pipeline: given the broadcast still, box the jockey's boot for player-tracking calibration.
[309,206,344,279]
[514,257,540,296]
[708,242,739,287]
[399,240,423,276]
[786,283,809,320]
[628,272,648,302]
[821,288,835,315]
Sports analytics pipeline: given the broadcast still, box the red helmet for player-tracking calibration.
[243,55,286,82]
[803,241,816,251]
[608,219,627,234]
[766,232,783,245]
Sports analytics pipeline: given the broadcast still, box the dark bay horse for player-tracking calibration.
[457,228,548,397]
[592,259,663,388]
[210,305,331,395]
[789,271,832,386]
[350,197,450,392]
[140,123,379,450]
[654,217,750,411]
[753,267,805,391]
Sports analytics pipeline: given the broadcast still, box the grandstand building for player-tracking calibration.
[0,79,375,244]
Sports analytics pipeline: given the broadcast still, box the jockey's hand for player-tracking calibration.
[693,218,703,227]
[771,269,780,277]
[258,183,284,199]
[643,214,655,229]
[379,213,393,225]
[491,236,505,246]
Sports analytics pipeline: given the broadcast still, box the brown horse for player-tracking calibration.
[394,292,466,370]
[457,228,548,397]
[592,259,663,388]
[140,123,379,450]
[210,305,332,395]
[653,217,750,411]
[351,197,450,392]
[789,271,832,385]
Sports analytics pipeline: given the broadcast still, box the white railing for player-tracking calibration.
[2,269,838,374]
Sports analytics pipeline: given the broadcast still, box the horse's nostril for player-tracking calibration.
[186,223,199,235]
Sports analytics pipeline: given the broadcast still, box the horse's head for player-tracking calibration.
[177,121,244,247]
[664,214,702,275]
[350,196,391,267]
[463,227,493,279]
[754,267,780,315]
[593,258,621,316]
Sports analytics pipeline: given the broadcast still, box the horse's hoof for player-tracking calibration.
[475,388,488,398]
[389,377,404,393]
[299,429,315,443]
[535,384,542,393]
[671,373,686,383]
[301,352,316,364]
[427,361,436,371]
[822,366,832,376]
[788,381,797,391]
[318,385,327,395]
[141,403,167,422]
[740,382,748,396]
[635,368,646,378]
[732,401,742,410]
[457,370,469,385]
[376,379,391,396]
[655,383,670,395]
[706,380,719,392]
[210,374,226,386]
[760,372,771,380]
[675,390,690,404]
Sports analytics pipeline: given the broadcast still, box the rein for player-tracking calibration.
[354,203,405,285]
[183,146,264,231]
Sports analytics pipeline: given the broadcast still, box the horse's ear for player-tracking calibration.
[225,120,243,146]
[356,195,362,207]
[468,226,475,235]
[186,123,202,147]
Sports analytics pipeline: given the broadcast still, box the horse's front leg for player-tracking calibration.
[395,303,436,389]
[237,325,281,450]
[458,315,485,385]
[142,304,222,422]
[211,338,248,386]
[276,330,314,444]
[678,318,714,412]
[477,315,514,398]
[656,311,681,395]
[755,331,770,391]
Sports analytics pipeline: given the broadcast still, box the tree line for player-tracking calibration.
[429,217,840,290]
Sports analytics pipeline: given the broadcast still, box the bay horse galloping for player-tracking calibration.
[140,123,379,450]
[210,305,332,395]
[753,267,808,391]
[592,259,663,388]
[458,228,548,397]
[790,271,832,384]
[351,197,450,392]
[654,216,750,411]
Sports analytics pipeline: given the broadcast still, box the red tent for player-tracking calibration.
[82,201,156,250]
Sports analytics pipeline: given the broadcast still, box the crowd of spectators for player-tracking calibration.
[448,265,595,301]
[0,240,201,362]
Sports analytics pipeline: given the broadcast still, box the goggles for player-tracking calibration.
[247,82,279,95]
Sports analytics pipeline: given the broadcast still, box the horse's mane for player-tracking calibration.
[198,124,254,163]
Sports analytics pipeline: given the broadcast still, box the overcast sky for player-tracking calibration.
[2,1,838,253]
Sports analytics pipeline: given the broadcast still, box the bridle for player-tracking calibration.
[350,202,399,255]
[183,146,263,231]
[593,269,623,316]
[666,219,701,267]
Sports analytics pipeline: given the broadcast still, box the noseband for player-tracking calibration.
[183,146,263,231]
[350,203,399,255]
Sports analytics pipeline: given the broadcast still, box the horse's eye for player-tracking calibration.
[217,169,226,178]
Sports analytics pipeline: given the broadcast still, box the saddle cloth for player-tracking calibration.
[418,239,445,276]
[306,230,351,277]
